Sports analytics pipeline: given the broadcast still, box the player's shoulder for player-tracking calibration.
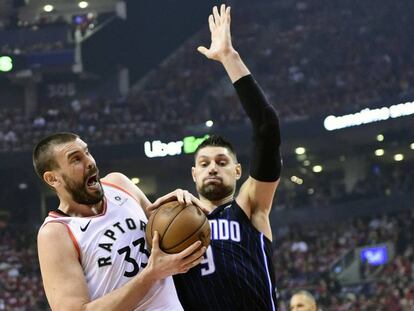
[102,172,131,185]
[101,172,138,194]
[101,172,150,210]
[38,221,70,246]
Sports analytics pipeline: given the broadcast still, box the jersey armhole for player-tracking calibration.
[233,200,274,244]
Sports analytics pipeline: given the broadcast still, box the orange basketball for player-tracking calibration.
[146,200,211,254]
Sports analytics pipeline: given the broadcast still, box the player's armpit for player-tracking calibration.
[38,222,91,311]
[236,177,279,240]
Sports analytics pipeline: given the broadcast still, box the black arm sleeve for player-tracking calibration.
[233,74,282,182]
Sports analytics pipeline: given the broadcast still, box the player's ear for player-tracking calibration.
[235,163,242,180]
[191,167,197,182]
[43,171,60,188]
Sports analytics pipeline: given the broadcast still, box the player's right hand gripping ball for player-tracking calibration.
[145,201,211,253]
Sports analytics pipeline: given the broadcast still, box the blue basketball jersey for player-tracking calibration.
[173,200,278,311]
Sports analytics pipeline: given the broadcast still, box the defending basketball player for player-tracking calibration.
[34,133,206,310]
[171,4,282,310]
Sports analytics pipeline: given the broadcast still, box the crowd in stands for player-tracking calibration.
[0,15,70,55]
[275,160,414,210]
[0,0,413,152]
[0,224,47,311]
[276,210,414,310]
[1,1,414,308]
[0,200,412,310]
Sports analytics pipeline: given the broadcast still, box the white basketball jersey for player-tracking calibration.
[41,181,183,311]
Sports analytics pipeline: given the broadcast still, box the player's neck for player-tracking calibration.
[200,193,234,211]
[58,198,104,217]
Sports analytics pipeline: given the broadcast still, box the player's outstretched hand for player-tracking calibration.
[198,4,235,62]
[147,189,210,214]
[146,232,206,279]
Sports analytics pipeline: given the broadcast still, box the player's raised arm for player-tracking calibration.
[199,4,282,240]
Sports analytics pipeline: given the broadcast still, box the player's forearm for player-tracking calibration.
[221,51,250,83]
[82,268,157,311]
[233,75,282,182]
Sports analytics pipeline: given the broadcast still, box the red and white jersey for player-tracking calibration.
[41,181,183,311]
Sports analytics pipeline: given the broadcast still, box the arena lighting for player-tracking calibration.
[78,1,89,9]
[410,143,414,150]
[360,246,388,265]
[375,149,385,157]
[312,165,323,173]
[0,56,13,72]
[324,100,414,131]
[376,134,384,141]
[295,147,306,155]
[303,160,310,166]
[394,154,404,161]
[205,120,213,127]
[43,4,54,12]
[131,177,140,185]
[290,176,303,185]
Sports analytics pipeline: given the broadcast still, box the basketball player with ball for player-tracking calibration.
[174,4,283,310]
[34,132,207,310]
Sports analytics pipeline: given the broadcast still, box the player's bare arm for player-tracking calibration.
[38,221,205,311]
[199,4,282,240]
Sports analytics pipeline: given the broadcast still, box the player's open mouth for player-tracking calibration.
[86,174,100,190]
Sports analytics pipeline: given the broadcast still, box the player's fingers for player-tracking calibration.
[220,4,226,22]
[226,6,231,24]
[183,190,193,206]
[175,189,185,204]
[183,246,206,265]
[152,190,177,208]
[146,201,160,212]
[180,255,204,273]
[151,231,161,251]
[191,197,210,214]
[197,46,209,56]
[208,14,215,32]
[213,6,220,25]
[146,204,156,212]
[177,240,202,258]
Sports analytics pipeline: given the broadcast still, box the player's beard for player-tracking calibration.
[198,182,234,201]
[62,173,104,205]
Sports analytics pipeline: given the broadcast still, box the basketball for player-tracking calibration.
[145,200,211,254]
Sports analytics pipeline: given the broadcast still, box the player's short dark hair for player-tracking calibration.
[33,132,79,180]
[194,135,238,162]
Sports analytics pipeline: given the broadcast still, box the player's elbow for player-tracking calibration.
[256,111,281,146]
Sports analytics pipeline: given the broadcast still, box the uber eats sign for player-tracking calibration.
[144,135,209,158]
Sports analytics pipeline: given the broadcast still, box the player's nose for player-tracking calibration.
[207,162,218,173]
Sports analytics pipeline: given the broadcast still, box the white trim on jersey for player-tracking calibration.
[260,233,276,311]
